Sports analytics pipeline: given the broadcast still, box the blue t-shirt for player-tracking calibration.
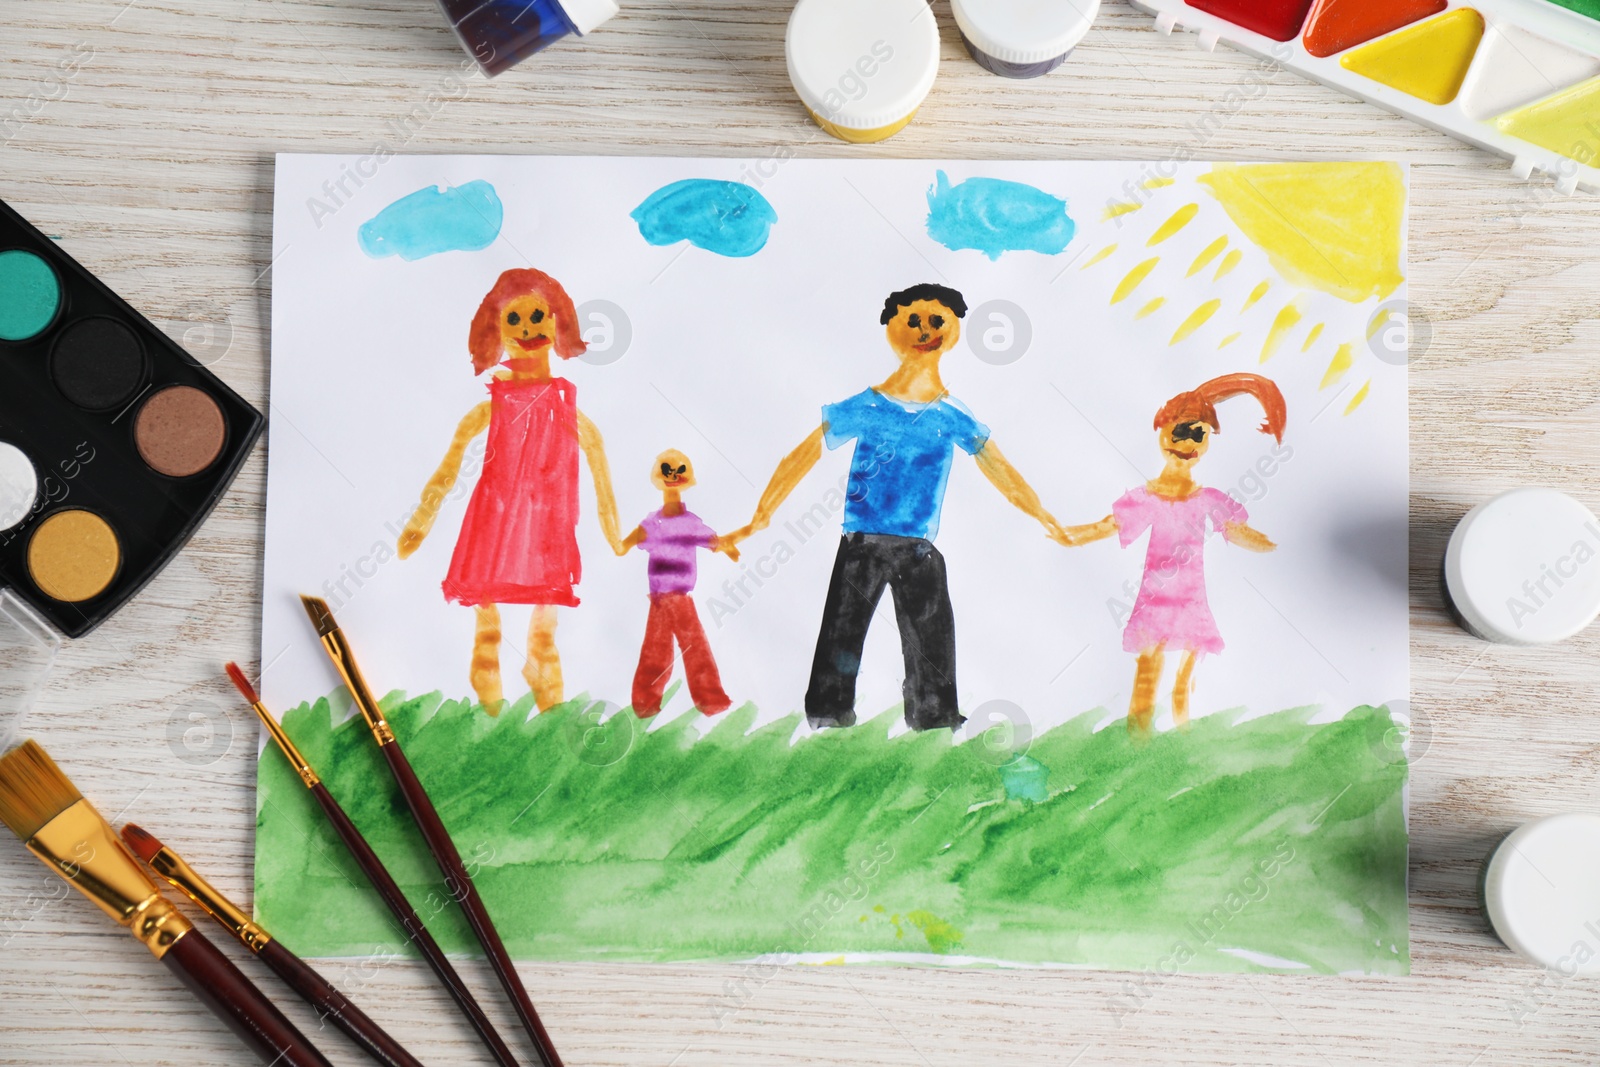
[821,388,990,540]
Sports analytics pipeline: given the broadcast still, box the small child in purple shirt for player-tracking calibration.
[618,449,737,716]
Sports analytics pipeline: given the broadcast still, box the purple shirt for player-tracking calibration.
[637,507,717,595]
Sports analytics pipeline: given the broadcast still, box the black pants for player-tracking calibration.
[805,533,963,731]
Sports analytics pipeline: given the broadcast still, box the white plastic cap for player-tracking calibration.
[1485,814,1600,974]
[559,0,618,35]
[786,0,940,132]
[1444,487,1600,645]
[950,0,1100,65]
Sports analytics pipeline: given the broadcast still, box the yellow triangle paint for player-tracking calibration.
[1104,201,1143,220]
[1142,176,1176,190]
[1302,323,1325,352]
[1219,332,1241,349]
[1188,236,1229,277]
[1148,203,1200,247]
[1213,249,1243,281]
[1243,280,1271,311]
[1344,379,1372,415]
[1112,257,1160,305]
[1321,343,1354,389]
[1082,243,1118,269]
[1260,299,1305,363]
[1495,76,1600,166]
[1136,297,1166,320]
[1340,9,1486,106]
[1367,306,1393,340]
[1170,299,1222,345]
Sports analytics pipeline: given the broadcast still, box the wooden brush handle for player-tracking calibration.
[381,741,564,1067]
[161,927,335,1067]
[309,782,521,1067]
[257,939,427,1067]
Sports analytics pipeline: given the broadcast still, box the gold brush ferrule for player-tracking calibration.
[251,702,320,788]
[147,845,272,954]
[320,628,395,746]
[25,799,194,958]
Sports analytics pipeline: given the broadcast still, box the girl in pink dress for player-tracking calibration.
[397,268,622,714]
[1063,374,1286,735]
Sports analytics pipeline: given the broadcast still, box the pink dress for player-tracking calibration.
[1113,486,1247,655]
[442,376,581,607]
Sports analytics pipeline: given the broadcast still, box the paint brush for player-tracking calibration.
[225,662,523,1067]
[0,740,335,1067]
[298,596,564,1067]
[121,822,428,1067]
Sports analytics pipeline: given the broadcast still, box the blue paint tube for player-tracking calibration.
[437,0,619,76]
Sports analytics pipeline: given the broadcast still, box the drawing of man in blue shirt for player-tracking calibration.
[726,284,1068,731]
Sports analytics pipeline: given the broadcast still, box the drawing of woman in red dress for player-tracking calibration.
[398,268,622,714]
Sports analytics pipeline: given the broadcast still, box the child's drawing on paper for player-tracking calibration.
[261,158,1410,977]
[728,283,1067,732]
[396,267,622,714]
[619,449,739,717]
[1065,374,1287,735]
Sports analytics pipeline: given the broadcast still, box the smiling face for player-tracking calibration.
[498,294,554,357]
[652,449,695,492]
[1159,420,1213,468]
[885,299,960,363]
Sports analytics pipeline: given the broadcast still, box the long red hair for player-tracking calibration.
[467,268,586,374]
[1154,373,1286,442]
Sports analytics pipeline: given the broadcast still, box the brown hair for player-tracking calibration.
[1153,373,1286,442]
[467,268,586,374]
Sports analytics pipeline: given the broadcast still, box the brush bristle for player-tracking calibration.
[224,661,259,705]
[120,822,163,863]
[0,741,84,841]
[299,595,337,637]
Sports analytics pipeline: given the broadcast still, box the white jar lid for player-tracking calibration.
[786,0,940,132]
[1485,813,1600,974]
[559,0,619,35]
[951,0,1100,65]
[1444,487,1600,645]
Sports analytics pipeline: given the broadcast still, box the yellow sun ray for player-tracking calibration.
[1170,299,1222,345]
[1344,379,1371,415]
[1136,297,1167,320]
[1187,236,1229,277]
[1302,323,1325,352]
[1112,257,1160,305]
[1242,280,1271,312]
[1260,299,1306,363]
[1104,201,1143,220]
[1082,243,1118,269]
[1321,343,1354,389]
[1219,332,1242,349]
[1147,204,1200,247]
[1213,250,1243,281]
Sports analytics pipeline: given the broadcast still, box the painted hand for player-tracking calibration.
[723,523,759,548]
[712,535,742,562]
[397,522,426,559]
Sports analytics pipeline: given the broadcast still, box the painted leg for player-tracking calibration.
[1172,650,1199,728]
[888,538,962,731]
[1128,647,1164,736]
[630,595,677,717]
[666,594,732,715]
[524,605,563,712]
[804,535,891,729]
[471,604,504,715]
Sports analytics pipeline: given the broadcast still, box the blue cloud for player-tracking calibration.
[925,171,1076,261]
[630,179,777,258]
[358,180,503,261]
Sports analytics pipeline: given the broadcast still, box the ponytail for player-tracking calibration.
[1153,373,1286,442]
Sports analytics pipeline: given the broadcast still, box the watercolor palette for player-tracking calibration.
[1129,0,1600,193]
[0,197,263,638]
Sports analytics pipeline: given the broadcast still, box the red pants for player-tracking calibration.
[631,592,731,716]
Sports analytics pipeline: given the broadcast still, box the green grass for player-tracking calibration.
[256,692,1408,974]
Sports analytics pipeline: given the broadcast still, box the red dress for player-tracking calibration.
[442,376,582,607]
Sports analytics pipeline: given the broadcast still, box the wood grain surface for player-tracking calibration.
[3,1,1600,1064]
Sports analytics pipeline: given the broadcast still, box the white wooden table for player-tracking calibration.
[3,2,1600,1063]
